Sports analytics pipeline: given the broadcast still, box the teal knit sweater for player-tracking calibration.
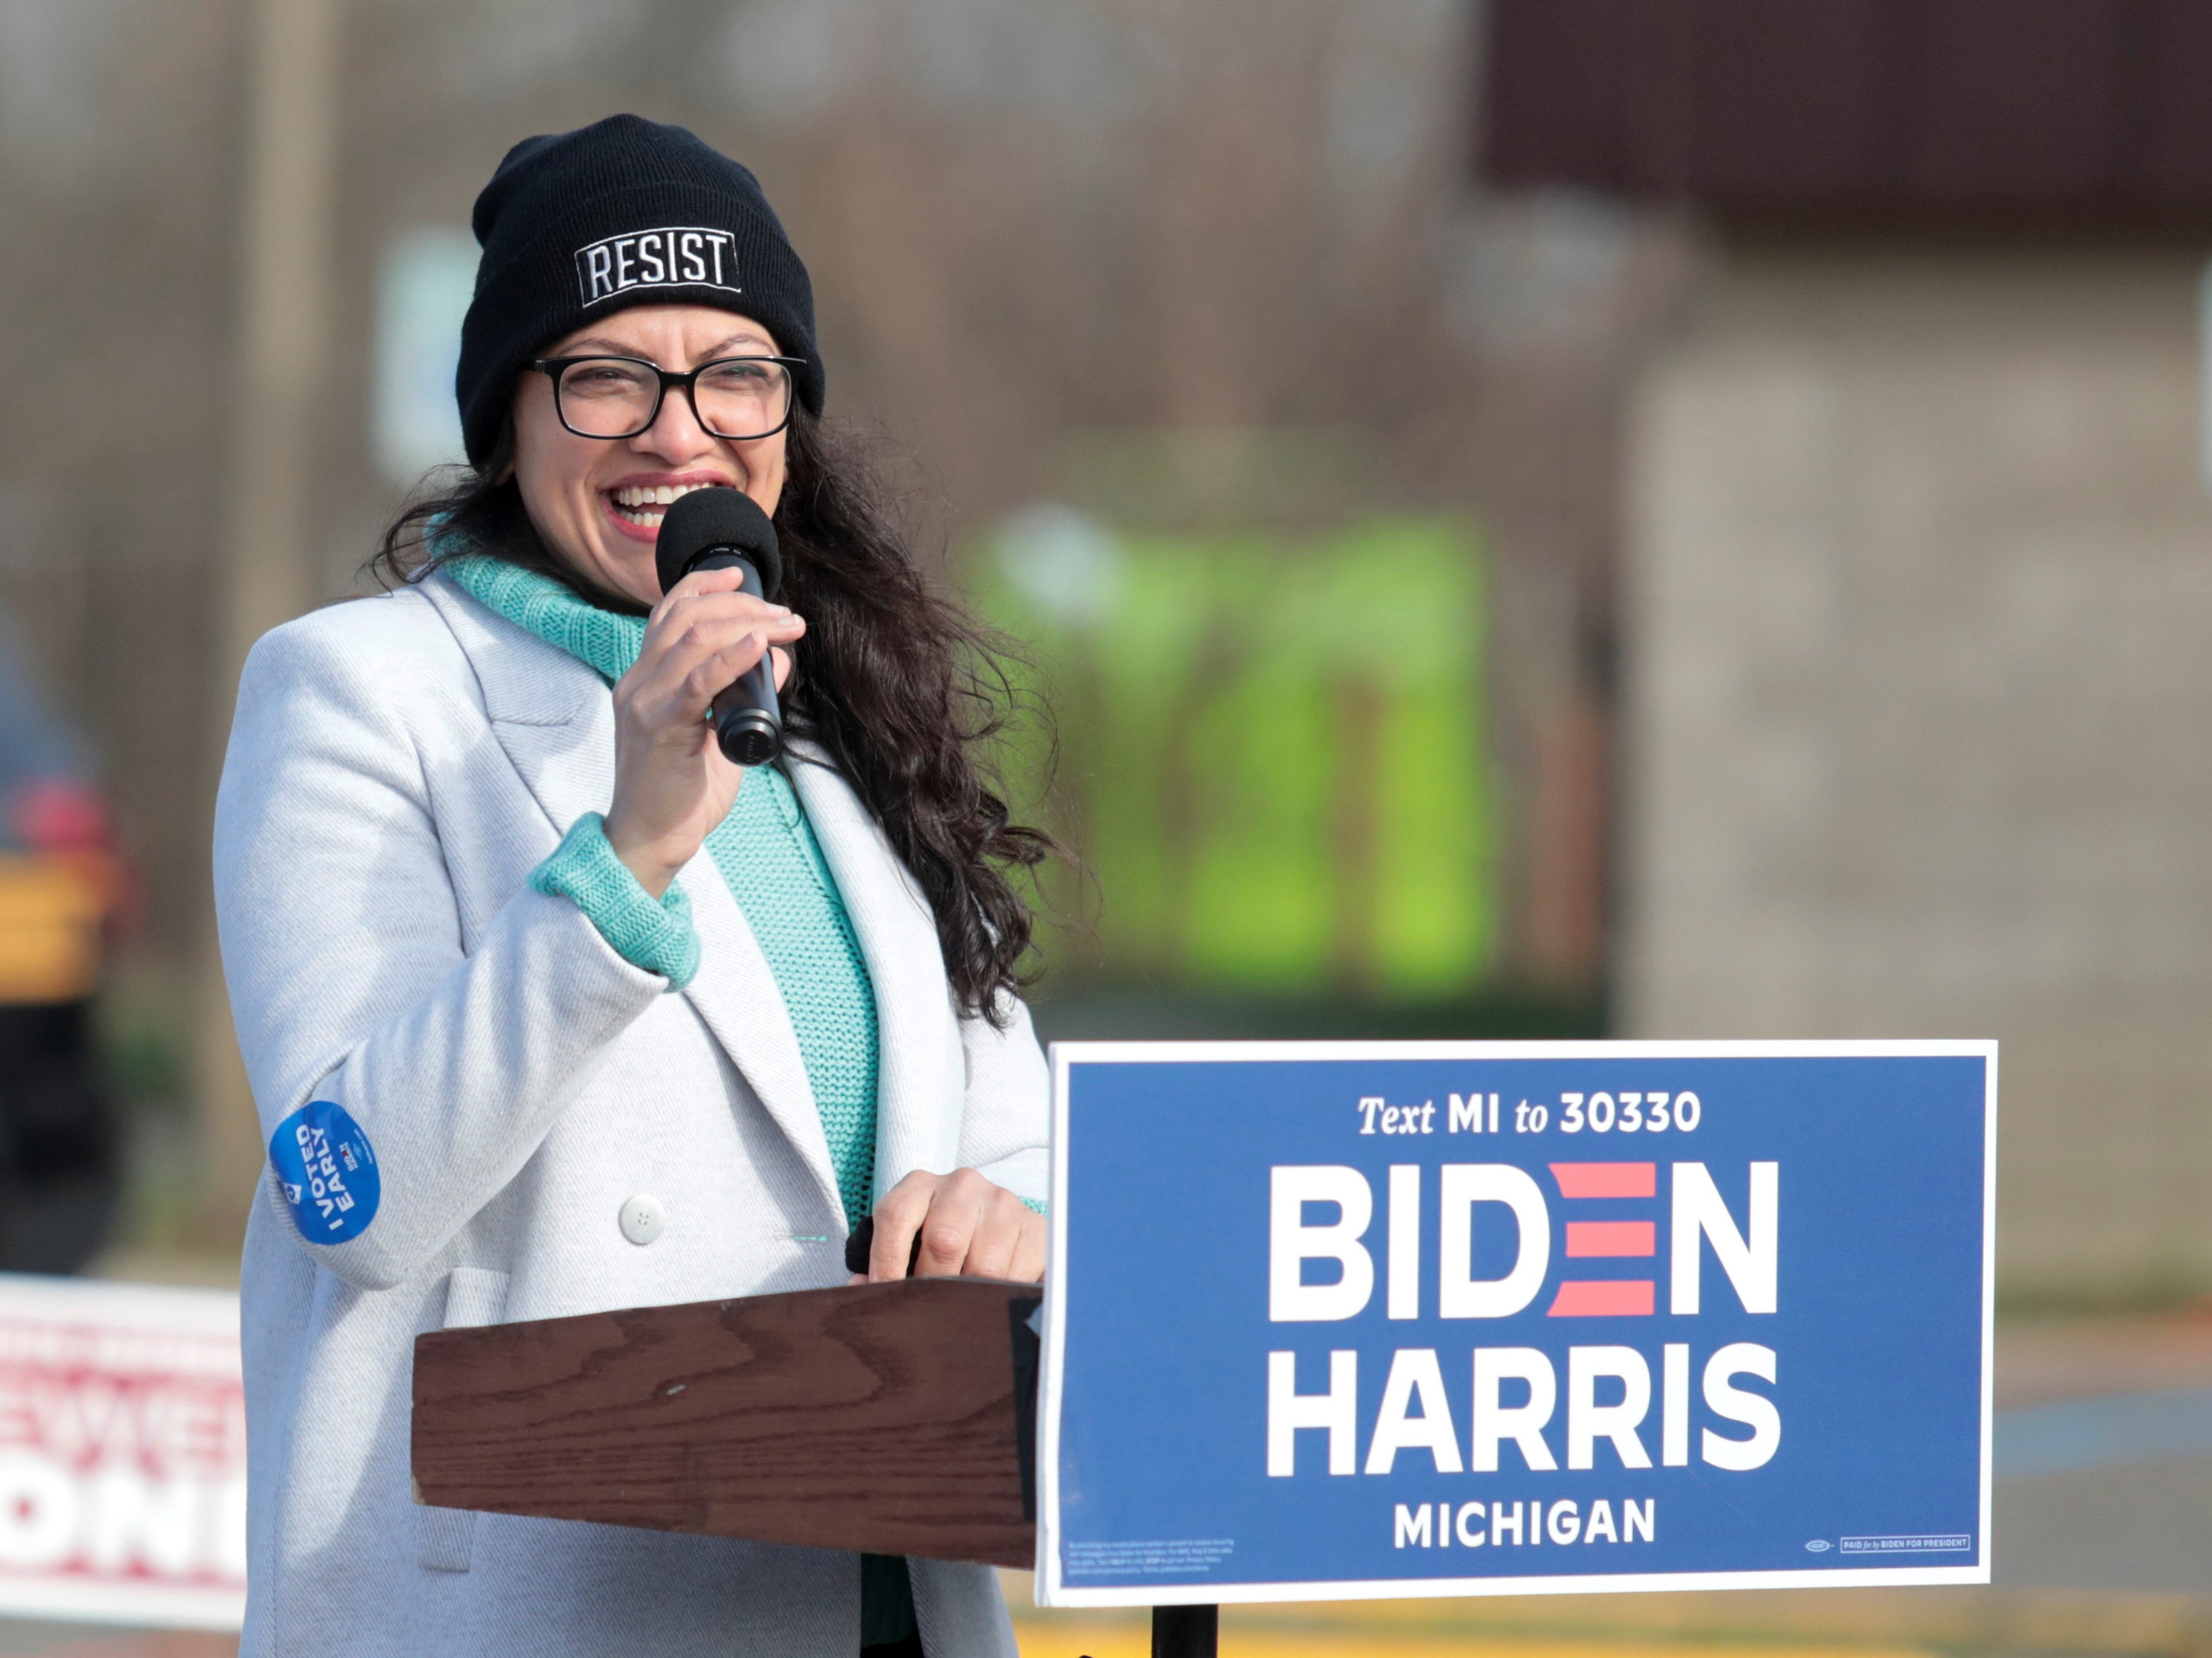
[445,556,883,1231]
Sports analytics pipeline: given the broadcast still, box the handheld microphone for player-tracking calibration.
[653,488,786,767]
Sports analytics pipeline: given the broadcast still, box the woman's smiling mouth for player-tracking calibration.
[605,478,724,531]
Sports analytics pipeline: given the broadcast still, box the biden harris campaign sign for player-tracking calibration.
[1033,1041,1996,1606]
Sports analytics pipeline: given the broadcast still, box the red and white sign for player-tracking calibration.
[0,1274,245,1629]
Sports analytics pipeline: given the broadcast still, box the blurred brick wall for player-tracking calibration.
[1620,246,2212,1301]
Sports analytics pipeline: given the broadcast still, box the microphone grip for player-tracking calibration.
[690,551,783,767]
[843,1216,926,1277]
[711,651,782,767]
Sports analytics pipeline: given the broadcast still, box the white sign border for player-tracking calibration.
[1035,1037,1999,1608]
[0,1575,245,1634]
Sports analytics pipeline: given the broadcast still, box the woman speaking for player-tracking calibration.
[214,116,1051,1657]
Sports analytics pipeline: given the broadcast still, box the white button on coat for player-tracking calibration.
[618,1193,665,1246]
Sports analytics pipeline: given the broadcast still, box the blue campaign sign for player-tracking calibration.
[1035,1040,1995,1606]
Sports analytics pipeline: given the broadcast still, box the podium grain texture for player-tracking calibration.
[412,1276,1040,1567]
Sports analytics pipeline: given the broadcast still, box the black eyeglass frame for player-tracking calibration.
[526,354,809,442]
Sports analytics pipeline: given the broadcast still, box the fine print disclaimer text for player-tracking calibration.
[1065,1539,1237,1578]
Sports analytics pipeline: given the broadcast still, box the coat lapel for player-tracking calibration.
[420,571,613,830]
[785,747,966,1202]
[419,573,843,1221]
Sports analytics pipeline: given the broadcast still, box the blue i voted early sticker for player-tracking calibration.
[270,1100,380,1243]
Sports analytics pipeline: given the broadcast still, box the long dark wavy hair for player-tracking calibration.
[371,409,1059,1021]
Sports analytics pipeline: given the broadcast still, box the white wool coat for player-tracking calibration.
[212,569,1047,1657]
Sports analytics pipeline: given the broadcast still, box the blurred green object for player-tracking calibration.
[984,508,1493,1000]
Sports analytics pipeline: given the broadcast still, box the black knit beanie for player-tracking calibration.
[455,115,823,467]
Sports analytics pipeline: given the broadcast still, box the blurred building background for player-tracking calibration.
[1486,0,2212,1306]
[1,0,2209,1317]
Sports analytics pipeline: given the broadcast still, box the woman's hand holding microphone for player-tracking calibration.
[602,565,803,899]
[601,569,1045,1289]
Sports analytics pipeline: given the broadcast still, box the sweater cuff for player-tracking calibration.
[529,813,699,990]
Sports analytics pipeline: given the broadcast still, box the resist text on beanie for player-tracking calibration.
[575,225,741,306]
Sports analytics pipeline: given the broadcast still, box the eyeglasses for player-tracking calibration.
[527,354,805,442]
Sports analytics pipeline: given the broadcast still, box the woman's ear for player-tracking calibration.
[487,415,519,486]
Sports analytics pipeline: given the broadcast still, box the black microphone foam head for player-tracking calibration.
[653,486,783,600]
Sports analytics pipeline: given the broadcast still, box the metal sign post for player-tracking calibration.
[1151,1604,1217,1657]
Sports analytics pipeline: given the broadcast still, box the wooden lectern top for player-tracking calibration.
[412,1275,1041,1570]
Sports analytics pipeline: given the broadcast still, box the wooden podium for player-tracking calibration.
[412,1275,1042,1568]
[413,1274,1218,1657]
